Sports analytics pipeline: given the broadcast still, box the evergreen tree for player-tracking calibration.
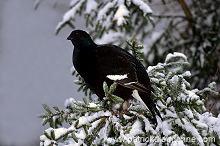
[35,0,220,145]
[39,50,220,146]
[35,0,220,89]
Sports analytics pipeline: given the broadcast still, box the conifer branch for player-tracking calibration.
[40,52,220,145]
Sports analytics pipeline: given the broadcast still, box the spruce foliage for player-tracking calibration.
[35,0,220,145]
[35,0,220,89]
[39,50,220,146]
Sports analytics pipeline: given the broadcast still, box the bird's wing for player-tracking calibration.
[95,45,151,93]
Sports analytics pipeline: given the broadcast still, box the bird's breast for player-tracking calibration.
[73,49,104,84]
[72,49,106,97]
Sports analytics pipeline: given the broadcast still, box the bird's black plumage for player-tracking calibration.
[67,30,161,122]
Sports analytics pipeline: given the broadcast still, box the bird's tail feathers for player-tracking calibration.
[138,92,162,123]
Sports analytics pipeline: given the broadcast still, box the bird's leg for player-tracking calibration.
[122,100,130,111]
[115,100,131,117]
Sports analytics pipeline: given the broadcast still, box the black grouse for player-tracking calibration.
[67,29,161,121]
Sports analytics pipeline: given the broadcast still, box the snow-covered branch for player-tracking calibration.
[39,52,220,146]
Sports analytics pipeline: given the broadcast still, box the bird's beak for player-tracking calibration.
[67,36,72,40]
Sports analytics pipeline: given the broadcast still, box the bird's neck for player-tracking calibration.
[73,44,95,58]
[71,40,97,50]
[84,41,97,49]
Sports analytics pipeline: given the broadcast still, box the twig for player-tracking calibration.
[177,0,196,35]
[151,14,186,19]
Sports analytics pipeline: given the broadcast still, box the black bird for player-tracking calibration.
[67,29,161,122]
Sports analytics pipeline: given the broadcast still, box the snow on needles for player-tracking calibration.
[113,2,129,26]
[56,0,153,31]
[85,0,98,14]
[56,0,84,31]
[132,0,153,14]
[40,52,220,146]
[165,52,187,63]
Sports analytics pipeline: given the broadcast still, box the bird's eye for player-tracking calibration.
[75,33,79,35]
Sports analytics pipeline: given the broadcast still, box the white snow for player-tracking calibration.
[89,103,97,108]
[132,0,153,14]
[171,75,178,84]
[85,0,98,14]
[165,109,176,118]
[157,100,167,109]
[175,118,205,146]
[203,112,219,125]
[149,78,159,84]
[165,52,187,63]
[114,103,121,110]
[44,127,53,134]
[161,121,173,136]
[107,74,128,81]
[147,65,155,72]
[196,112,220,138]
[56,0,84,31]
[77,111,112,128]
[40,50,220,145]
[78,117,89,125]
[40,135,54,146]
[54,127,67,139]
[103,110,112,116]
[188,91,199,101]
[97,2,116,21]
[160,80,166,86]
[140,114,155,133]
[166,97,172,105]
[182,71,191,77]
[184,109,193,119]
[75,129,86,139]
[170,140,184,146]
[123,114,132,120]
[155,72,165,78]
[178,93,187,102]
[106,138,116,145]
[208,82,217,89]
[127,120,144,137]
[113,4,129,26]
[147,64,164,74]
[64,98,75,107]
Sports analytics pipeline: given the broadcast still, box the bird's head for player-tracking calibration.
[67,30,96,49]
